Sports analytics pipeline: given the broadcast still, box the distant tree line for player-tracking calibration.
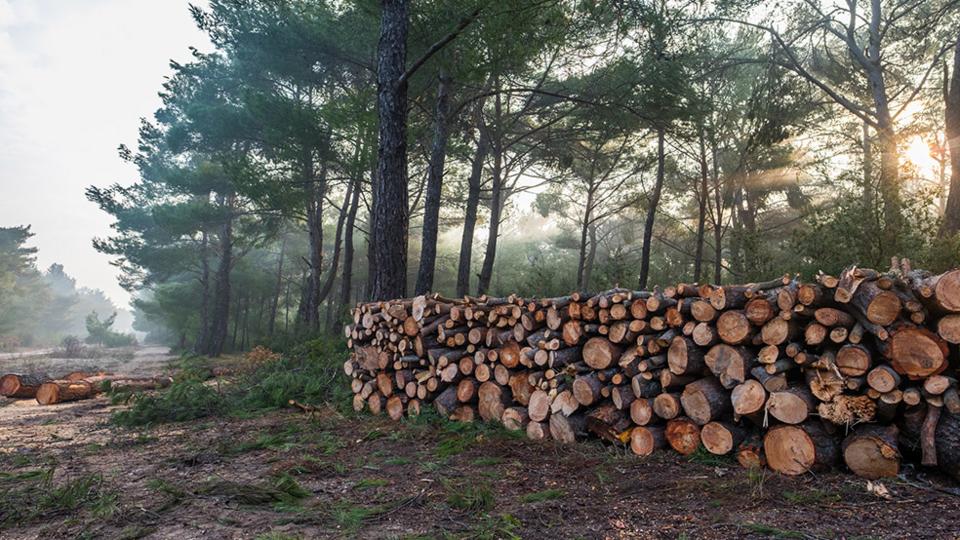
[87,0,960,355]
[0,226,132,349]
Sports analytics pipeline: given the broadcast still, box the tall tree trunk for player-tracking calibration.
[862,122,875,208]
[316,180,354,332]
[456,104,489,297]
[865,0,900,253]
[477,90,503,296]
[207,194,234,357]
[371,0,410,301]
[268,236,286,338]
[338,171,363,320]
[583,224,597,291]
[194,228,211,354]
[940,40,960,237]
[300,149,329,331]
[240,294,251,351]
[710,132,723,285]
[415,72,452,295]
[577,188,595,291]
[231,292,242,352]
[730,189,744,277]
[694,128,708,283]
[638,127,666,289]
[740,186,759,277]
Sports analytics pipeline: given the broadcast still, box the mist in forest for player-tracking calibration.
[2,0,960,355]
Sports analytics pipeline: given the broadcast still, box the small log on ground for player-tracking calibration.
[477,382,512,423]
[549,412,587,443]
[736,435,766,469]
[501,406,530,431]
[0,373,49,398]
[35,380,95,405]
[630,425,667,456]
[842,424,900,479]
[763,422,838,476]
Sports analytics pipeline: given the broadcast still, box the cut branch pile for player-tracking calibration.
[345,259,960,480]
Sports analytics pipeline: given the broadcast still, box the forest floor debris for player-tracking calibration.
[2,392,960,539]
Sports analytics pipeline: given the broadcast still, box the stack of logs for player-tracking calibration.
[0,371,172,404]
[344,260,960,480]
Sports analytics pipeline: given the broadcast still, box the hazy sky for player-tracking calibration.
[0,0,208,307]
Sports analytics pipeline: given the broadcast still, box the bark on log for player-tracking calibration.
[680,377,729,425]
[36,380,94,405]
[0,373,49,399]
[549,412,587,443]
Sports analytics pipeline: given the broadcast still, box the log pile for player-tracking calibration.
[344,260,960,480]
[0,372,172,404]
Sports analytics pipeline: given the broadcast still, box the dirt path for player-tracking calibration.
[0,346,177,451]
[0,348,57,361]
[3,394,960,539]
[0,345,174,377]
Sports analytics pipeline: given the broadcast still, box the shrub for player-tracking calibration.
[60,336,84,357]
[112,337,348,427]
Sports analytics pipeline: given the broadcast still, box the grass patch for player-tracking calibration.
[0,468,117,527]
[384,456,413,466]
[687,447,735,467]
[146,478,188,511]
[330,501,386,532]
[447,482,495,512]
[255,533,302,540]
[742,522,806,538]
[200,473,311,508]
[471,456,504,466]
[354,478,388,490]
[435,436,471,458]
[519,488,565,503]
[457,513,522,540]
[783,489,841,505]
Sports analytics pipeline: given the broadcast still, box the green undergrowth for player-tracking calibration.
[0,467,118,527]
[112,337,349,427]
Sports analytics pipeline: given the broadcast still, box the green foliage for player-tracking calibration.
[0,468,117,527]
[112,337,347,427]
[518,488,565,504]
[792,182,943,276]
[112,378,222,426]
[85,311,137,347]
[446,482,495,512]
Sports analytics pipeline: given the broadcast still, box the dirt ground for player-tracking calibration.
[3,351,960,539]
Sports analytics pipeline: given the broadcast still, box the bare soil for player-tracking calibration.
[2,352,960,539]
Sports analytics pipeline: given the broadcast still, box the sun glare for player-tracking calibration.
[904,136,937,176]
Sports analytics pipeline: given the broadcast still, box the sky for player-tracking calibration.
[0,0,208,308]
